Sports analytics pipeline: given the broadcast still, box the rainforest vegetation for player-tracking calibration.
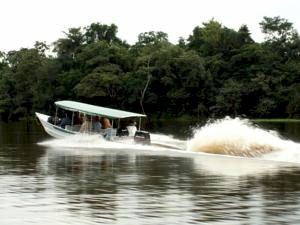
[0,16,300,121]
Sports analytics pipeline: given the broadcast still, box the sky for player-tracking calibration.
[0,0,300,52]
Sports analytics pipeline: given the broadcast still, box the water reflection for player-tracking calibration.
[33,147,300,224]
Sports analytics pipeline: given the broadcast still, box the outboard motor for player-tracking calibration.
[134,130,151,145]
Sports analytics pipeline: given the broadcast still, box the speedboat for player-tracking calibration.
[36,100,151,144]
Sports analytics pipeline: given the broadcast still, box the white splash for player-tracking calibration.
[187,117,300,161]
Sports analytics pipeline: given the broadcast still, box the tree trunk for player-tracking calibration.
[140,57,151,115]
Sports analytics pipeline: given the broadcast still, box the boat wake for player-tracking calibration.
[38,117,300,164]
[36,117,300,178]
[37,133,185,152]
[187,117,300,162]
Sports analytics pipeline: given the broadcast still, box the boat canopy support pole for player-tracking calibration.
[55,107,58,125]
[138,117,141,130]
[71,112,74,126]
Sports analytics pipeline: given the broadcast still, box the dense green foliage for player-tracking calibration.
[1,17,300,121]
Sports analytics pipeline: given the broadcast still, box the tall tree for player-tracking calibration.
[84,23,121,44]
[260,16,300,60]
[260,16,296,43]
[53,27,84,70]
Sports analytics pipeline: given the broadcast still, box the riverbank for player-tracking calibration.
[252,118,300,123]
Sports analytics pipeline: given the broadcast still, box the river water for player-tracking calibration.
[1,119,300,224]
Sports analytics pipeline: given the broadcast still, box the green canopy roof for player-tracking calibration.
[55,100,146,119]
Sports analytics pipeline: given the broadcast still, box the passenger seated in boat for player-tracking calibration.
[59,112,72,129]
[80,115,92,132]
[101,117,111,129]
[126,120,137,136]
[92,116,102,132]
[47,116,61,125]
[73,112,82,125]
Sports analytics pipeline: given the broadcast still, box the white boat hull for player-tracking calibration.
[35,112,77,138]
[36,111,183,150]
[36,112,126,141]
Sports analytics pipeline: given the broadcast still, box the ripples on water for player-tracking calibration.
[1,119,300,224]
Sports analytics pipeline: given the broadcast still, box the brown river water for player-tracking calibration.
[1,118,300,224]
